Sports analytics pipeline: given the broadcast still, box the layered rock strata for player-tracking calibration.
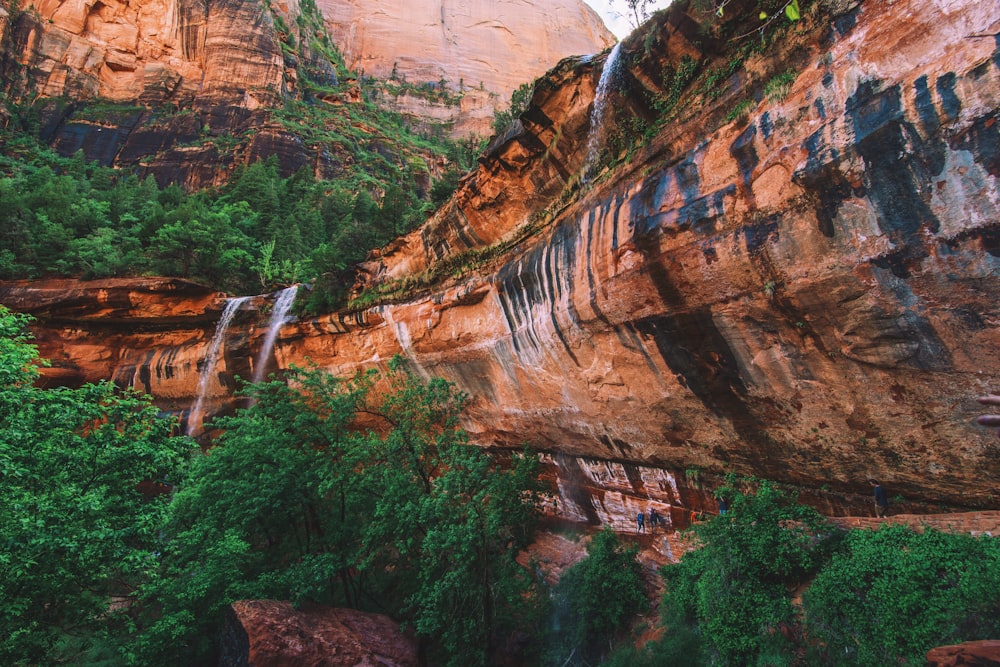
[0,0,613,180]
[329,0,1000,509]
[3,0,1000,523]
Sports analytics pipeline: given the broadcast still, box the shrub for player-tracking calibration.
[803,525,1000,665]
[659,480,841,665]
[547,528,647,666]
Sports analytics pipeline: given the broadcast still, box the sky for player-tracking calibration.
[581,0,676,39]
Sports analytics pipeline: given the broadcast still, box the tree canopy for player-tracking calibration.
[0,306,194,664]
[135,360,545,666]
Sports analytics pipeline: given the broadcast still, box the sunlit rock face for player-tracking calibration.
[293,0,1000,510]
[8,0,284,106]
[3,0,1000,523]
[319,0,614,136]
[0,0,613,177]
[0,278,257,427]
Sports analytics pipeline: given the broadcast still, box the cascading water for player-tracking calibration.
[583,41,623,182]
[251,285,298,385]
[187,296,250,436]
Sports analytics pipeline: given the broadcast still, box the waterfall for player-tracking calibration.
[583,41,623,182]
[187,296,250,436]
[252,285,298,385]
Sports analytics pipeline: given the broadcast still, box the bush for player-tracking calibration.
[658,480,841,665]
[547,528,647,666]
[803,525,1000,665]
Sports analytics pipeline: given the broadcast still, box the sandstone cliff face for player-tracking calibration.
[3,0,999,524]
[320,0,614,136]
[294,0,1000,510]
[8,0,284,106]
[0,0,614,178]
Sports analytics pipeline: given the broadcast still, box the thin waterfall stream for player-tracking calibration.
[252,285,298,385]
[583,41,623,182]
[187,296,250,436]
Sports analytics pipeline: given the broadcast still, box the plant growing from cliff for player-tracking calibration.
[803,525,1000,665]
[764,69,797,102]
[724,97,755,123]
[0,307,193,665]
[491,81,535,136]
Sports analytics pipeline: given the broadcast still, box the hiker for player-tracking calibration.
[636,511,645,533]
[977,395,1000,437]
[648,508,660,529]
[870,479,889,518]
[716,495,728,515]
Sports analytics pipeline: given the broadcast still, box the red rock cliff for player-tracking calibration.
[3,0,999,522]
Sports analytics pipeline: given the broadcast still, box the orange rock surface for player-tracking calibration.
[320,0,614,136]
[2,0,1000,524]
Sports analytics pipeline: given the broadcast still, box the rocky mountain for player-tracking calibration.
[0,0,612,186]
[2,0,999,530]
[320,0,614,136]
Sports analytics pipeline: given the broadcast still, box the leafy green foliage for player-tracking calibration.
[135,360,544,666]
[0,19,485,310]
[547,528,647,666]
[0,307,193,666]
[658,481,840,665]
[492,81,534,135]
[803,525,1000,665]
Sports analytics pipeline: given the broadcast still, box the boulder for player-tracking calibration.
[926,640,1000,667]
[219,600,419,667]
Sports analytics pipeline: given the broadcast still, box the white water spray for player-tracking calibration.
[252,285,298,385]
[583,41,624,182]
[187,296,250,436]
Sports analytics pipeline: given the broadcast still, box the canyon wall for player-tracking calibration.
[320,0,614,136]
[331,0,1000,510]
[3,0,1000,523]
[0,0,613,172]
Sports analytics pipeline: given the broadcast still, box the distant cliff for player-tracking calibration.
[320,0,614,136]
[3,0,999,526]
[0,0,612,184]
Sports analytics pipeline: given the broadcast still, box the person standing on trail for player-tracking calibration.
[870,479,889,518]
[977,395,1000,437]
[636,511,645,533]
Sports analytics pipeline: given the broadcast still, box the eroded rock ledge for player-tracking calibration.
[3,0,999,518]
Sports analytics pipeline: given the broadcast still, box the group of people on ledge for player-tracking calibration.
[635,507,663,533]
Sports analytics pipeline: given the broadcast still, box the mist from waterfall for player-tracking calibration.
[187,296,250,436]
[252,285,298,385]
[583,41,624,182]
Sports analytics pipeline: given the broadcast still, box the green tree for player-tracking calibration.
[803,525,1000,665]
[0,306,193,665]
[137,361,543,667]
[547,527,647,666]
[491,81,534,135]
[618,0,654,28]
[354,362,544,666]
[659,480,840,665]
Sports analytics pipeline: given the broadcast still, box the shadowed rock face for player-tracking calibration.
[219,600,419,667]
[3,0,1000,519]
